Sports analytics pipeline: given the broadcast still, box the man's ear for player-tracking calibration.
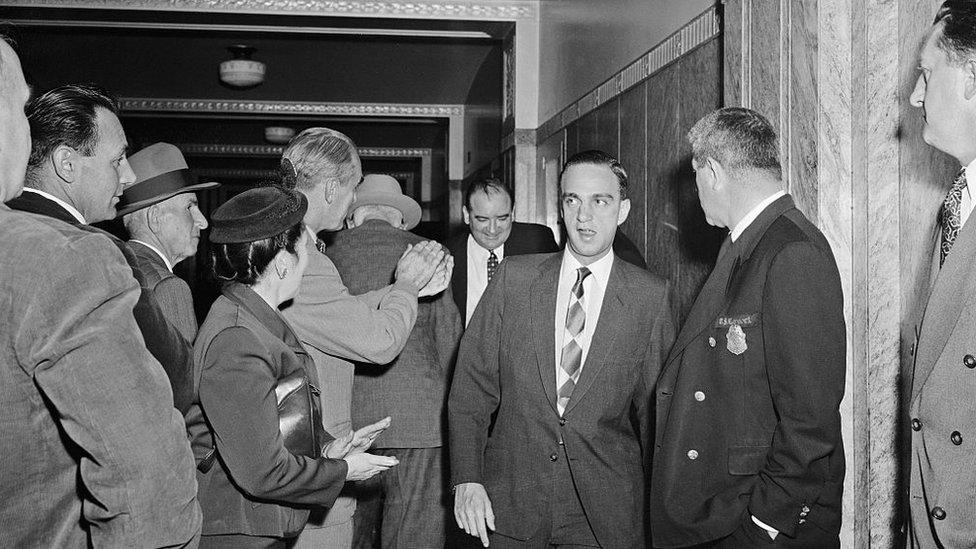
[964,58,976,100]
[704,157,726,192]
[324,179,338,205]
[617,197,631,226]
[51,145,76,184]
[462,206,471,225]
[146,204,162,233]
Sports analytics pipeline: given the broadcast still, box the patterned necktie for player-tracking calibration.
[487,250,499,281]
[557,267,591,412]
[315,238,328,255]
[941,168,968,267]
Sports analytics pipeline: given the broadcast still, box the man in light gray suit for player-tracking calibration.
[908,2,976,547]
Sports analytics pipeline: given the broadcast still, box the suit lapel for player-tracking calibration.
[564,258,624,416]
[531,254,563,414]
[913,215,976,402]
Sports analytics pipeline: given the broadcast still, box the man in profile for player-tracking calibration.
[448,178,559,325]
[0,37,201,548]
[120,142,219,341]
[450,150,673,548]
[7,84,195,413]
[327,173,463,548]
[650,107,846,548]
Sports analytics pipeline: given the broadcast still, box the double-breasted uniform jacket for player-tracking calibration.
[185,282,347,538]
[6,190,196,412]
[909,199,976,548]
[447,221,560,320]
[325,219,463,449]
[448,252,674,549]
[128,240,199,342]
[0,204,201,548]
[650,195,847,547]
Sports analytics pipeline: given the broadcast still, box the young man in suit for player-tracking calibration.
[6,84,196,413]
[650,107,846,548]
[326,174,463,549]
[0,37,201,548]
[907,3,976,546]
[448,178,559,325]
[449,150,674,548]
[120,142,219,342]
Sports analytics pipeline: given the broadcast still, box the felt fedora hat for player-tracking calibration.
[117,142,220,217]
[349,174,422,230]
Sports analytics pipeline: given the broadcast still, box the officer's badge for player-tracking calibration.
[726,324,747,355]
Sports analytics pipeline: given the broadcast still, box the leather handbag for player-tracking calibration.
[197,368,325,473]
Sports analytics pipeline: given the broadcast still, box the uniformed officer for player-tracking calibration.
[649,107,847,548]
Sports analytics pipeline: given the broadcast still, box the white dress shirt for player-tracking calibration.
[22,188,86,224]
[129,239,173,272]
[730,190,786,243]
[465,235,504,326]
[960,157,976,229]
[553,250,614,416]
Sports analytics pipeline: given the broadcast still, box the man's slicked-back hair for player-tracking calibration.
[281,127,359,191]
[26,84,118,171]
[463,177,514,210]
[560,149,629,199]
[934,1,976,64]
[687,107,782,180]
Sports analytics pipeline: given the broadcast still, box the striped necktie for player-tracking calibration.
[557,267,591,413]
[941,168,968,267]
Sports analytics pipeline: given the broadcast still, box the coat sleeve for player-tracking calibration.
[17,232,202,548]
[448,260,508,486]
[285,253,418,365]
[431,281,464,377]
[748,242,846,537]
[199,326,348,506]
[634,285,675,465]
[152,275,200,344]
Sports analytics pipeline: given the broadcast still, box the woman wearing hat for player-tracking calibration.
[184,185,398,549]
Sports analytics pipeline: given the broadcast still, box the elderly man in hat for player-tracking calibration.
[120,142,219,342]
[7,84,196,413]
[324,174,463,549]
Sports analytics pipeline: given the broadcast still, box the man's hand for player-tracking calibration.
[395,241,445,291]
[343,452,398,481]
[419,254,454,297]
[323,416,390,459]
[454,482,495,547]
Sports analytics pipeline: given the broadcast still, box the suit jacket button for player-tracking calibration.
[694,391,706,402]
[931,506,946,520]
[559,418,566,426]
[951,431,963,445]
[549,452,558,462]
[687,449,699,460]
[912,418,922,431]
[965,355,976,368]
[708,337,717,348]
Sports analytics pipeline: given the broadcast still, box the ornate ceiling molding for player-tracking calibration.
[14,0,538,21]
[120,98,464,118]
[177,143,432,158]
[194,168,417,179]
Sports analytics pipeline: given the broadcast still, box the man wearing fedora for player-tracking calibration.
[7,84,196,414]
[120,142,219,342]
[325,174,463,549]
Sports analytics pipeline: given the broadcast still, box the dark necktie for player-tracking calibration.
[487,250,499,281]
[557,267,591,412]
[315,238,328,255]
[941,168,968,267]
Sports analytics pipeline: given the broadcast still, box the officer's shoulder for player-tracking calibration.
[763,212,832,258]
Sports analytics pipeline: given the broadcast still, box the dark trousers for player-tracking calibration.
[352,447,448,549]
[200,534,285,549]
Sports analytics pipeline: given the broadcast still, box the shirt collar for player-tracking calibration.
[22,188,86,224]
[963,158,976,199]
[730,190,787,242]
[467,233,504,261]
[560,247,614,290]
[129,239,173,272]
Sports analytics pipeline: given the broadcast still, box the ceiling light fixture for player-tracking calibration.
[219,45,265,88]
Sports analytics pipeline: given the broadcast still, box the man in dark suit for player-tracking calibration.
[120,142,219,342]
[650,107,846,548]
[6,84,195,413]
[326,174,463,548]
[450,150,674,548]
[907,4,976,546]
[448,178,559,324]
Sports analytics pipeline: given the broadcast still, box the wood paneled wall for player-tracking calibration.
[537,37,724,320]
